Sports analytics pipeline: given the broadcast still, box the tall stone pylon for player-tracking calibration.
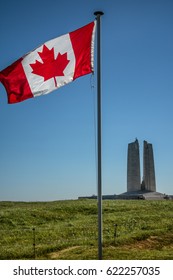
[143,140,156,191]
[127,138,141,192]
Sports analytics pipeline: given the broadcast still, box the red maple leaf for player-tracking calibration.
[30,45,70,87]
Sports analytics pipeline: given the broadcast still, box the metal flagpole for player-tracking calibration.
[94,11,104,260]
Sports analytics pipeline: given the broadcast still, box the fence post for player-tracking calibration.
[114,224,118,244]
[33,228,36,259]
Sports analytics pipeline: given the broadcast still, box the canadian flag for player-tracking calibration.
[0,21,96,104]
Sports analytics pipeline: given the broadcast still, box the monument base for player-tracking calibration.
[118,190,166,200]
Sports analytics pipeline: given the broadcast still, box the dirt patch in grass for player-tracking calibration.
[120,234,173,250]
[48,246,81,259]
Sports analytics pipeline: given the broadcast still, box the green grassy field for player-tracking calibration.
[0,199,173,260]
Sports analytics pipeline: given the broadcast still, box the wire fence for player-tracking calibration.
[2,220,173,260]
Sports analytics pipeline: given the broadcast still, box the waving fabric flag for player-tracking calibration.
[0,21,96,104]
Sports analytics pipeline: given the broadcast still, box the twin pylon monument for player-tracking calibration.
[121,138,165,199]
[127,138,156,193]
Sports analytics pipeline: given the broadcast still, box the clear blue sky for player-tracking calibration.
[0,0,173,201]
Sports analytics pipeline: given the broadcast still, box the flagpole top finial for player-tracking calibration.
[94,11,104,17]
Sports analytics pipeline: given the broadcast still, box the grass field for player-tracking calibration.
[0,199,173,260]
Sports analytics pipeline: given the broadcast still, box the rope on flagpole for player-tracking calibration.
[90,72,98,197]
